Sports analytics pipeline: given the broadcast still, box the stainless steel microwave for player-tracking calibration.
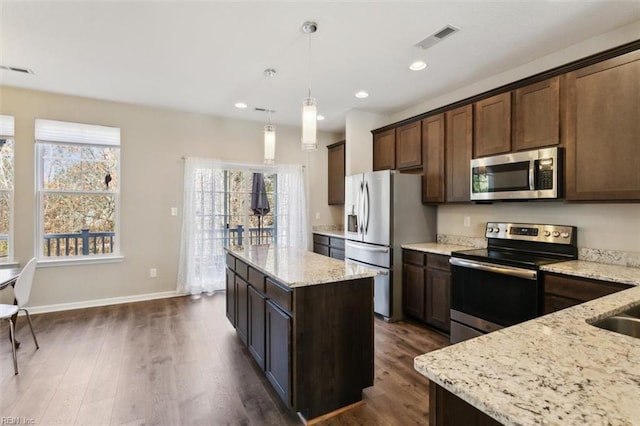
[470,147,561,201]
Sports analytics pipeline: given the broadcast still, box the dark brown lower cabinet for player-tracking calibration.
[312,233,346,261]
[248,285,266,370]
[236,276,249,345]
[225,268,236,325]
[543,273,632,314]
[429,382,502,426]
[265,299,291,406]
[226,251,374,421]
[402,250,451,333]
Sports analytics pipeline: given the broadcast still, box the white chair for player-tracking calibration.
[1,257,39,375]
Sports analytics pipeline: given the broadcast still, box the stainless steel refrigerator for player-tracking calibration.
[344,169,436,321]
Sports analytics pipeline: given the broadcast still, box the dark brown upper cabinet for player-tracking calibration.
[395,120,422,170]
[373,128,396,171]
[327,141,345,205]
[564,50,640,201]
[473,92,512,158]
[421,114,446,204]
[446,105,473,203]
[513,77,560,151]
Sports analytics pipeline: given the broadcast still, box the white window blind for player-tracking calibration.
[35,119,120,146]
[0,115,14,136]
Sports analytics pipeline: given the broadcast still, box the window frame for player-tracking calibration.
[35,119,122,264]
[0,115,15,262]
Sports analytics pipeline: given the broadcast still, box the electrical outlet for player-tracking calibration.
[149,268,157,278]
[463,216,471,227]
[171,207,178,216]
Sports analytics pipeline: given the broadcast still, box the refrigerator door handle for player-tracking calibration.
[364,181,370,234]
[346,241,390,253]
[358,181,365,235]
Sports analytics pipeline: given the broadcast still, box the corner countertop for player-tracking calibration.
[401,242,475,256]
[226,244,377,289]
[415,282,640,425]
[541,260,640,286]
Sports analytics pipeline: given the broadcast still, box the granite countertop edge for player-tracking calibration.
[226,244,378,289]
[414,285,640,426]
[312,230,346,238]
[400,242,475,256]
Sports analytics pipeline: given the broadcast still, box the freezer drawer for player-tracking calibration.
[345,240,392,269]
[345,257,392,318]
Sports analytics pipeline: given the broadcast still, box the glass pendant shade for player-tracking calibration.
[264,124,276,164]
[301,97,317,150]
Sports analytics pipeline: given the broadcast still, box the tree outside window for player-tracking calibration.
[36,119,120,258]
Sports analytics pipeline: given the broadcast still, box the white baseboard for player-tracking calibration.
[25,291,183,315]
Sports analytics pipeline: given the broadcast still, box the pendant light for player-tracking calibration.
[264,68,276,164]
[301,21,318,151]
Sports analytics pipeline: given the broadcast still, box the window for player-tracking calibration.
[178,159,307,294]
[35,119,120,259]
[0,115,15,260]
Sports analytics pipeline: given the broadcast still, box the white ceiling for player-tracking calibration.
[2,1,639,133]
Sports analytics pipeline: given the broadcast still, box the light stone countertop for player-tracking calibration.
[226,244,378,288]
[401,242,476,256]
[415,284,640,426]
[312,230,346,238]
[541,260,640,286]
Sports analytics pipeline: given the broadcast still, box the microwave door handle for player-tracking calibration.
[529,160,536,190]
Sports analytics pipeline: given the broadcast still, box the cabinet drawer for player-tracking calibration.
[427,254,450,272]
[235,259,249,280]
[266,278,292,314]
[313,243,330,257]
[248,267,266,294]
[544,274,630,302]
[226,253,235,269]
[313,234,330,245]
[329,237,345,250]
[329,248,345,261]
[403,250,425,266]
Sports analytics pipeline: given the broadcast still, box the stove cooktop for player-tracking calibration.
[451,248,571,270]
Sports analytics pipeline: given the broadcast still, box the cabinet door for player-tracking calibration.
[313,243,330,257]
[426,269,451,332]
[564,50,640,201]
[327,141,345,205]
[403,263,426,320]
[446,105,473,202]
[396,121,422,170]
[265,300,292,407]
[474,92,512,157]
[373,128,396,171]
[248,286,266,370]
[514,77,560,150]
[226,268,236,326]
[543,273,631,314]
[422,114,446,203]
[236,276,249,345]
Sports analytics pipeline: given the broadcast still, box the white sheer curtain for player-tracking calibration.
[177,158,308,295]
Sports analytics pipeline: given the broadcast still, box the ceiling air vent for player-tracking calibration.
[415,25,460,50]
[0,65,35,74]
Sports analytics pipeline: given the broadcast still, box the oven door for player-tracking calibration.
[449,257,541,343]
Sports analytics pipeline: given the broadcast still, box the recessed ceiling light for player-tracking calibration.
[409,61,427,71]
[355,91,369,99]
[317,115,325,121]
[234,102,248,109]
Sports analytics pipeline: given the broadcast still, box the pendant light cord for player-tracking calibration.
[307,31,312,98]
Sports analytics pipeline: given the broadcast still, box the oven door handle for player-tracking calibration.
[449,258,538,281]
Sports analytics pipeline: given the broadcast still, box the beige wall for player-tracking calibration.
[0,86,341,309]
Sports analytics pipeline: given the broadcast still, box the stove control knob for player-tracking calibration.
[561,232,570,239]
[543,230,551,237]
[552,231,560,238]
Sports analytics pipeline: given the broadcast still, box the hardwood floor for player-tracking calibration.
[0,294,449,425]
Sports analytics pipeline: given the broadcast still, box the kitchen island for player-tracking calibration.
[415,265,640,426]
[225,244,378,422]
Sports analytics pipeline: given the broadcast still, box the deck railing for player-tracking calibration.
[43,228,115,257]
[226,225,274,246]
